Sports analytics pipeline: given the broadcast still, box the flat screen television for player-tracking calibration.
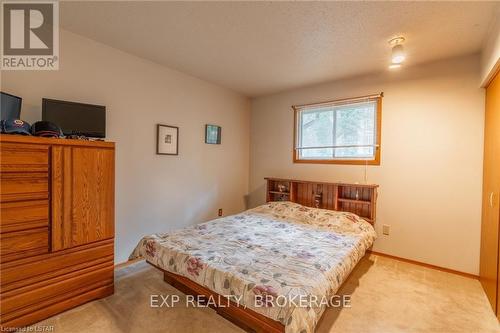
[1,92,22,120]
[42,98,106,138]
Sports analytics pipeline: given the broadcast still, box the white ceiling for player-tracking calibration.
[60,1,498,97]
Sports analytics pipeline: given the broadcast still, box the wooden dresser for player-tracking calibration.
[0,134,115,329]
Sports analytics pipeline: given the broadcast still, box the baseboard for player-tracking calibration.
[114,257,144,269]
[367,250,478,280]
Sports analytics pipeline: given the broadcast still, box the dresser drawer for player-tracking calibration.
[0,143,49,173]
[0,240,114,291]
[0,264,113,317]
[0,173,48,202]
[0,228,49,263]
[0,200,49,233]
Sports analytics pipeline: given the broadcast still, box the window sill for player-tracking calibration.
[293,158,380,165]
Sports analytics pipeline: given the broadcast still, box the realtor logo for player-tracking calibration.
[1,0,59,70]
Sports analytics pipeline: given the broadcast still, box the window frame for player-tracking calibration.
[292,94,382,165]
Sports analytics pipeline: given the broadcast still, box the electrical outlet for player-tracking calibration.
[218,208,223,216]
[382,224,390,236]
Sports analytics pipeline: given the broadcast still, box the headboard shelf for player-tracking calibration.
[338,198,371,205]
[265,177,378,224]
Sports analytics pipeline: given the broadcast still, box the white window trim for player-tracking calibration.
[292,93,382,165]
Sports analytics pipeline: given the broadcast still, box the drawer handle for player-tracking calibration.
[490,192,495,208]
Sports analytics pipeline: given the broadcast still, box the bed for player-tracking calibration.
[130,196,377,333]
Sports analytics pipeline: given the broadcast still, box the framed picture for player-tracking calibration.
[205,124,221,144]
[157,124,179,155]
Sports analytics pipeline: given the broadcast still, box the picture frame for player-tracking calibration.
[205,124,221,144]
[157,124,179,155]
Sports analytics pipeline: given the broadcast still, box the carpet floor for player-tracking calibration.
[31,254,500,333]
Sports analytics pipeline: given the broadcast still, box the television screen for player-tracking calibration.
[1,92,22,120]
[42,98,106,138]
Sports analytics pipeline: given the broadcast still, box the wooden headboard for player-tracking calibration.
[265,178,378,224]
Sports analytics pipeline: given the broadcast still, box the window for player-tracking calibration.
[293,94,382,165]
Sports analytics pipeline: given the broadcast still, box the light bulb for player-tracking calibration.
[391,44,405,64]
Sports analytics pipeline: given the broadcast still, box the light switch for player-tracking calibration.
[382,224,390,236]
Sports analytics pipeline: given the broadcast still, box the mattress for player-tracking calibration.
[130,201,377,333]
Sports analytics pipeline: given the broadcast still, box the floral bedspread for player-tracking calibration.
[130,202,376,333]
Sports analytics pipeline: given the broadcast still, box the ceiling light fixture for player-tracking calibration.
[388,36,406,69]
[391,44,405,63]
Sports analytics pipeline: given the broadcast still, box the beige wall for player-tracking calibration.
[1,30,251,264]
[481,6,500,86]
[249,54,484,274]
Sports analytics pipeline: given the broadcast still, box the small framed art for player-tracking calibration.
[205,124,221,144]
[157,124,179,155]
